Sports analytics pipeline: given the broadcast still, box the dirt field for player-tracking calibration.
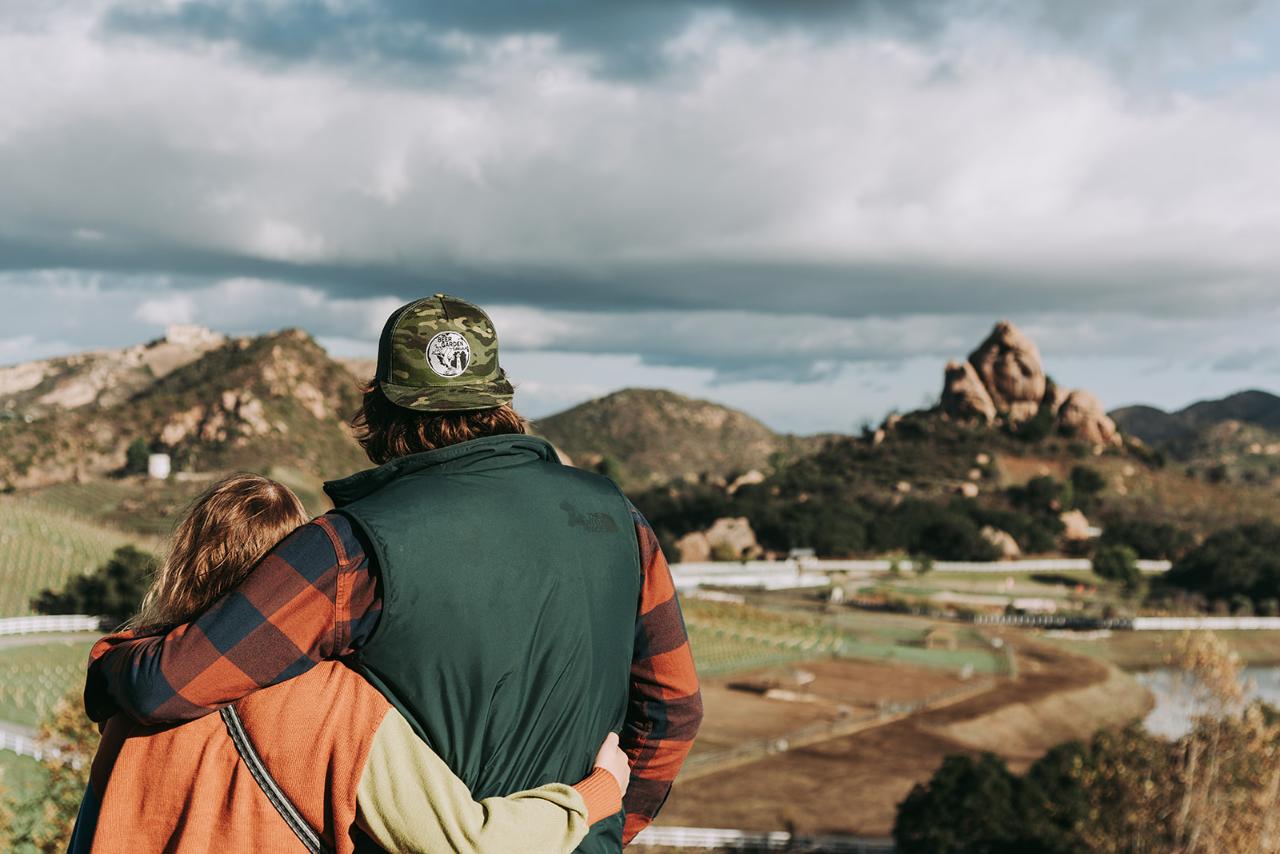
[658,634,1152,836]
[689,658,974,757]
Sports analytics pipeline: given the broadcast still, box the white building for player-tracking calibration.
[147,453,172,480]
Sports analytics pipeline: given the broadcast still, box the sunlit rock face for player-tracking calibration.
[1058,389,1122,447]
[966,320,1047,426]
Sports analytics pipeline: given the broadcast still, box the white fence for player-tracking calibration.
[671,557,1171,589]
[0,729,42,760]
[1132,617,1280,631]
[0,614,101,636]
[632,826,894,852]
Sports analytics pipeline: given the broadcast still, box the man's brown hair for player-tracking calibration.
[351,382,527,465]
[130,474,309,630]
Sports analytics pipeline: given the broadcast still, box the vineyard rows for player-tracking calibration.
[0,640,93,728]
[0,497,137,616]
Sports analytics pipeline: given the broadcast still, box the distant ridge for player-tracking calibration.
[534,388,823,488]
[0,329,367,490]
[1111,390,1280,444]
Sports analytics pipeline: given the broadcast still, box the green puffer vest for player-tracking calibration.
[325,435,640,853]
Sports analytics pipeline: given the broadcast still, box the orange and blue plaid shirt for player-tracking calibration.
[84,507,701,843]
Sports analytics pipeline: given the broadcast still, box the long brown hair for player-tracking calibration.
[350,382,527,465]
[130,474,309,630]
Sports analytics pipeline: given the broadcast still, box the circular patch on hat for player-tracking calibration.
[425,331,471,378]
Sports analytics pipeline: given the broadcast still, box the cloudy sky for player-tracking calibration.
[3,0,1279,433]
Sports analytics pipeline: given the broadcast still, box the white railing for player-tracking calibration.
[631,825,894,852]
[1132,617,1280,631]
[0,615,101,636]
[671,557,1171,577]
[0,729,42,760]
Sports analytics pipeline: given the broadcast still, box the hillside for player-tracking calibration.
[0,328,368,491]
[533,388,824,488]
[1112,391,1280,488]
[0,325,225,419]
[632,322,1280,562]
[0,497,149,616]
[1112,390,1280,445]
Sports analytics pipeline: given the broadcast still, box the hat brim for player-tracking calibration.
[380,371,514,413]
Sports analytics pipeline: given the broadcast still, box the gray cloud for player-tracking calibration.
[3,0,1280,403]
[98,0,1271,83]
[100,0,947,80]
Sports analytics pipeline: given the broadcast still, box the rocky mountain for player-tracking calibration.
[0,328,368,490]
[1112,391,1280,487]
[939,321,1121,447]
[1112,390,1280,445]
[0,325,226,420]
[533,388,823,488]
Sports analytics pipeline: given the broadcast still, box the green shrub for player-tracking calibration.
[31,545,156,625]
[1165,521,1280,607]
[124,438,151,475]
[1009,476,1070,515]
[1069,465,1106,511]
[1093,544,1142,592]
[1099,517,1194,561]
[894,753,1029,853]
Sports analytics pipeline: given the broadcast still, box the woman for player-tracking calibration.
[71,474,628,853]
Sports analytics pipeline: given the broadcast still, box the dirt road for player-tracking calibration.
[658,634,1152,836]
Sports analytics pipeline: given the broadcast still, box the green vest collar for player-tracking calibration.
[324,434,560,507]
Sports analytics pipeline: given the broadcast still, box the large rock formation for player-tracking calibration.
[675,517,763,562]
[939,320,1122,447]
[941,361,997,424]
[967,321,1047,425]
[1057,390,1121,447]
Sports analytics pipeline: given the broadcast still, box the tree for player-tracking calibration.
[124,438,151,475]
[895,633,1280,854]
[32,545,156,625]
[1166,521,1280,608]
[1100,517,1194,561]
[1069,465,1106,512]
[2,688,98,852]
[894,753,1028,854]
[1009,476,1069,516]
[1093,544,1142,592]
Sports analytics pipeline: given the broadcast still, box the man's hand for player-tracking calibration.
[592,732,631,796]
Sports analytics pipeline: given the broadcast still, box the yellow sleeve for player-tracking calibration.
[356,708,593,854]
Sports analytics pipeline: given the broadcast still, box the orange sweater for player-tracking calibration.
[80,662,619,853]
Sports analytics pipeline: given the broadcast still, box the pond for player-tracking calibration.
[1135,666,1280,738]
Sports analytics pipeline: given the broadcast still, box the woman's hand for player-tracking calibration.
[593,732,631,795]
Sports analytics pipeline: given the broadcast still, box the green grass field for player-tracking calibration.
[0,497,149,617]
[683,598,1004,676]
[30,478,204,539]
[0,640,93,728]
[0,750,44,802]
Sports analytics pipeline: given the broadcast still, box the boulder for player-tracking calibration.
[967,321,1047,424]
[675,531,711,563]
[940,360,997,423]
[981,526,1022,559]
[727,469,766,495]
[705,516,762,560]
[1059,509,1092,541]
[957,481,980,498]
[1057,389,1121,447]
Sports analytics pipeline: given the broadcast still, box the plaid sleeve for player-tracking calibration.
[83,513,381,725]
[620,504,703,843]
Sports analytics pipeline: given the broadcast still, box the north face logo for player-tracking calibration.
[560,501,618,534]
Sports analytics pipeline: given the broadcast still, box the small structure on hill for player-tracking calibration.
[922,626,959,651]
[147,453,171,480]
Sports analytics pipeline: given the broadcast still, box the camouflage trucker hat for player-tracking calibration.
[375,294,514,412]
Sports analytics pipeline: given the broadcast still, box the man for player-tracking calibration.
[85,294,702,851]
